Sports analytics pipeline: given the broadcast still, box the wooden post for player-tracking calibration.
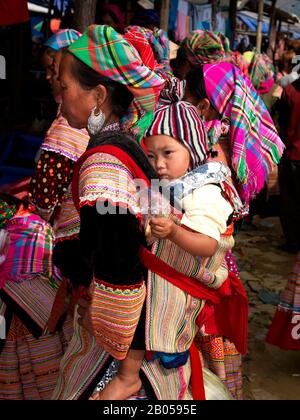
[256,0,264,53]
[74,0,97,33]
[211,0,218,32]
[229,0,238,50]
[267,0,277,60]
[160,0,170,31]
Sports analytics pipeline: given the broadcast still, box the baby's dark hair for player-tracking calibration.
[69,53,134,118]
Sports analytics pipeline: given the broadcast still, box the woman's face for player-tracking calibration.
[59,53,97,129]
[42,49,62,103]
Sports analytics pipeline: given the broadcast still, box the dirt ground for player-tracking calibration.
[234,216,300,400]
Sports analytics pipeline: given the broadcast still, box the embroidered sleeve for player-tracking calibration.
[29,150,74,213]
[78,152,140,216]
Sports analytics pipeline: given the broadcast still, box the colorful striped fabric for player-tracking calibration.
[42,111,89,162]
[146,225,234,354]
[91,280,146,360]
[45,29,82,51]
[203,62,284,203]
[68,25,165,137]
[77,152,141,215]
[0,211,55,288]
[145,101,208,170]
[0,312,73,400]
[3,275,59,330]
[53,185,80,242]
[267,251,300,350]
[196,335,243,400]
[51,310,193,400]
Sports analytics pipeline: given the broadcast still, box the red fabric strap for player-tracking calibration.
[72,145,151,213]
[140,246,226,304]
[190,341,206,400]
[140,246,248,355]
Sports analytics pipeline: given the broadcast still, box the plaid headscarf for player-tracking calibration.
[179,30,229,65]
[45,29,82,51]
[125,26,173,79]
[68,25,165,139]
[124,26,156,70]
[248,51,275,94]
[203,62,284,202]
[179,30,250,77]
[145,101,208,170]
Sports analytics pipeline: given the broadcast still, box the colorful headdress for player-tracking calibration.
[125,26,173,79]
[45,29,82,51]
[203,62,284,202]
[248,51,275,94]
[179,30,229,65]
[68,25,165,139]
[145,101,208,170]
[124,26,156,70]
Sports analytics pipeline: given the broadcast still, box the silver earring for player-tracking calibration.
[87,106,106,135]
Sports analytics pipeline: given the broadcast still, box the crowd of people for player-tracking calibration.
[0,4,299,401]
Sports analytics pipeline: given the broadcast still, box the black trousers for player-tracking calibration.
[279,159,300,248]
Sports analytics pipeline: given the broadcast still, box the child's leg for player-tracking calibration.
[90,349,144,400]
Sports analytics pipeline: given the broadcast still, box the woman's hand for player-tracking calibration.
[149,216,178,240]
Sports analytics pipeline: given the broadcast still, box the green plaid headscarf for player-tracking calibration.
[179,30,230,65]
[68,25,165,139]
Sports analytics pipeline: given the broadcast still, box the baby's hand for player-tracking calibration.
[149,216,177,240]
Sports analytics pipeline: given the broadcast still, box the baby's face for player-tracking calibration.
[145,135,190,181]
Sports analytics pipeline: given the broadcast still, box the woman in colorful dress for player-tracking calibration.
[28,29,90,224]
[51,25,234,401]
[0,194,73,400]
[0,30,90,401]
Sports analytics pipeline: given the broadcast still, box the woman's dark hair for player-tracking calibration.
[185,65,208,101]
[70,54,134,118]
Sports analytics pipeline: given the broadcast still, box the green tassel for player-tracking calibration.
[135,111,154,143]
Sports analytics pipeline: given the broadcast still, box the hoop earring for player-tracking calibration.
[87,106,106,135]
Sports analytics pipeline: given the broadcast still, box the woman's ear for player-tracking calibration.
[196,98,210,118]
[95,84,108,109]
